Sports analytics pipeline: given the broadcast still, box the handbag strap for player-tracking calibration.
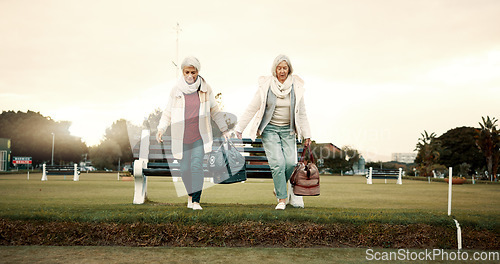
[307,145,315,163]
[299,144,315,163]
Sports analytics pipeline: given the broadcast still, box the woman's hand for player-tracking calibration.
[222,131,231,141]
[304,138,311,148]
[235,131,243,140]
[156,131,163,143]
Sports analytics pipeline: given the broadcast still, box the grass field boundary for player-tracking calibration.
[1,218,498,249]
[1,173,498,249]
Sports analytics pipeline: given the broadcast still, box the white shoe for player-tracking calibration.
[289,194,304,208]
[274,189,290,205]
[275,202,286,210]
[288,182,304,208]
[192,203,203,210]
[187,197,193,209]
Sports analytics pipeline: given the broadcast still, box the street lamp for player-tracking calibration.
[51,133,55,165]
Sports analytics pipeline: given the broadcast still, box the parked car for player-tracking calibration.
[81,166,96,172]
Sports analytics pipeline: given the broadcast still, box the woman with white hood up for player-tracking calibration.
[157,56,230,210]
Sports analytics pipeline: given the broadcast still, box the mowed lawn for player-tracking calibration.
[0,173,498,221]
[2,246,499,264]
[0,173,499,263]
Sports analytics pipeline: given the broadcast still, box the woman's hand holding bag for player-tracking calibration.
[290,144,320,196]
[208,138,247,184]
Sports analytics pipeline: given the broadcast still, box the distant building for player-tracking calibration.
[391,153,417,164]
[0,138,11,171]
[314,142,342,173]
[314,143,342,161]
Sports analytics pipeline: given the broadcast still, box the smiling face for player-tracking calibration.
[183,66,198,84]
[275,61,290,83]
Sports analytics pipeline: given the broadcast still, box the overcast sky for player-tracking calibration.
[1,0,499,161]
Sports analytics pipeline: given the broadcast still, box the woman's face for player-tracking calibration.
[183,66,198,84]
[275,61,289,83]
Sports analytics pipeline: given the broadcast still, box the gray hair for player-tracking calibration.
[271,54,293,77]
[181,56,201,72]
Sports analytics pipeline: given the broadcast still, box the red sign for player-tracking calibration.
[13,157,32,165]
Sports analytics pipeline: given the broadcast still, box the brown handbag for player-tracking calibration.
[290,145,320,196]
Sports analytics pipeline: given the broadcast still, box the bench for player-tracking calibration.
[131,129,303,204]
[41,164,80,181]
[366,167,402,184]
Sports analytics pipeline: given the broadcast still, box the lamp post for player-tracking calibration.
[51,133,55,165]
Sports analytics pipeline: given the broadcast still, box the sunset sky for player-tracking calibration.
[1,0,499,161]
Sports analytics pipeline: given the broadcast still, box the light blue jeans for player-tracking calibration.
[180,139,204,203]
[261,124,297,199]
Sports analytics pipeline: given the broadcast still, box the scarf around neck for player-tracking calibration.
[177,76,201,94]
[270,75,293,99]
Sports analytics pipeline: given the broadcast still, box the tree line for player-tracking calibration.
[0,108,234,171]
[1,110,498,179]
[414,116,499,180]
[0,111,87,166]
[0,110,134,169]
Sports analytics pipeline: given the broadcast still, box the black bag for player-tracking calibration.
[208,139,246,184]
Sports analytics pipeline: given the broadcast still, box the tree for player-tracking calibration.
[143,108,163,134]
[103,119,133,164]
[475,116,499,181]
[0,110,87,165]
[342,145,360,173]
[89,119,135,170]
[415,131,442,176]
[310,142,353,174]
[89,140,122,169]
[438,127,484,175]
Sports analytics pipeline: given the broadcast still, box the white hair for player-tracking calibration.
[271,54,293,77]
[181,56,201,72]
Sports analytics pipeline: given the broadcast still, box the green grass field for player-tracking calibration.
[0,173,498,228]
[2,246,499,264]
[0,173,498,263]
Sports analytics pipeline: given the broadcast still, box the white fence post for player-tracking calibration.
[41,164,48,181]
[397,168,402,185]
[73,164,79,181]
[367,167,373,184]
[133,129,150,204]
[453,219,462,250]
[448,167,453,216]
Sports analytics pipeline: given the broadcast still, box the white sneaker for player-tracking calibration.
[275,202,286,210]
[289,193,304,208]
[187,197,193,209]
[274,189,290,205]
[288,182,304,208]
[192,203,203,210]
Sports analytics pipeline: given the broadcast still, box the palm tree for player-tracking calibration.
[415,131,442,176]
[476,116,499,181]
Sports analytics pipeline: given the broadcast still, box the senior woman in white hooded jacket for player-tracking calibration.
[235,54,312,210]
[157,56,230,210]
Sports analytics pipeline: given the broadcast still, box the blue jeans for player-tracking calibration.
[261,124,297,199]
[180,139,204,203]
